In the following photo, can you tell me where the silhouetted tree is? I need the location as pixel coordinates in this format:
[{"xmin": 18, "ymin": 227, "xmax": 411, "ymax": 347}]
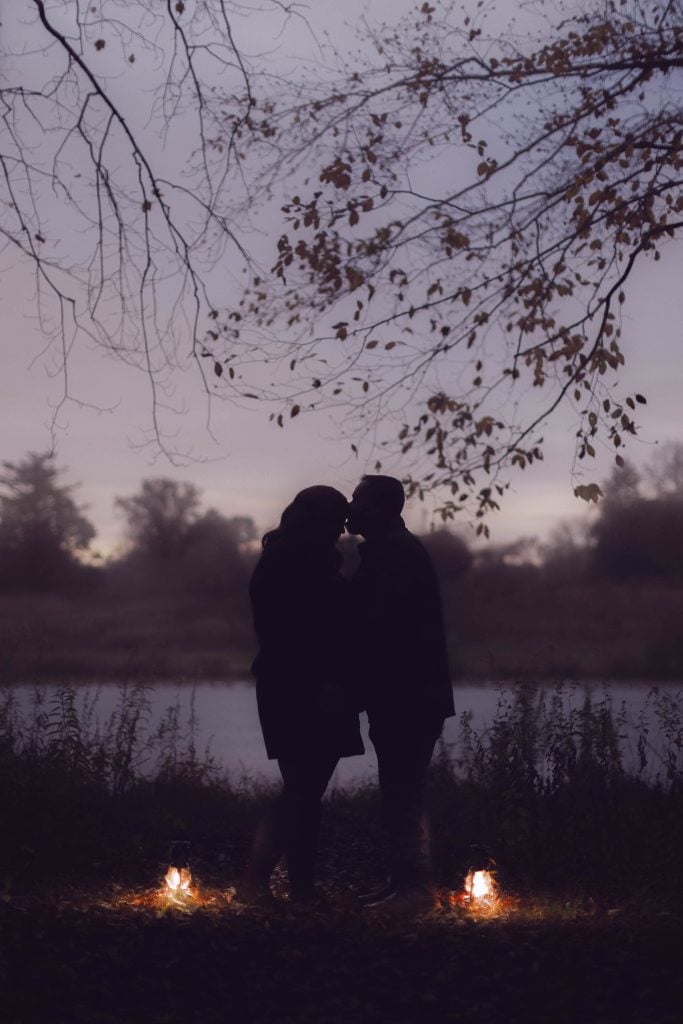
[
  {"xmin": 181, "ymin": 510, "xmax": 256, "ymax": 604},
  {"xmin": 420, "ymin": 530, "xmax": 473, "ymax": 585},
  {"xmin": 591, "ymin": 451, "xmax": 683, "ymax": 583},
  {"xmin": 115, "ymin": 479, "xmax": 202, "ymax": 564},
  {"xmin": 113, "ymin": 478, "xmax": 256, "ymax": 603},
  {"xmin": 215, "ymin": 515, "xmax": 258, "ymax": 547},
  {"xmin": 0, "ymin": 453, "xmax": 95, "ymax": 591},
  {"xmin": 468, "ymin": 538, "xmax": 541, "ymax": 596},
  {"xmin": 591, "ymin": 495, "xmax": 683, "ymax": 584},
  {"xmin": 601, "ymin": 459, "xmax": 642, "ymax": 507},
  {"xmin": 542, "ymin": 522, "xmax": 590, "ymax": 584},
  {"xmin": 645, "ymin": 441, "xmax": 683, "ymax": 498}
]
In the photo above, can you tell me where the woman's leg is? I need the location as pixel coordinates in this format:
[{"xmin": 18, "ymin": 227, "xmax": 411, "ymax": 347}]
[{"xmin": 278, "ymin": 753, "xmax": 339, "ymax": 900}]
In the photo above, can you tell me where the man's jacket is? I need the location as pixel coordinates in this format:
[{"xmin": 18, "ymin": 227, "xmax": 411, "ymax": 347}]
[{"xmin": 350, "ymin": 522, "xmax": 455, "ymax": 724}]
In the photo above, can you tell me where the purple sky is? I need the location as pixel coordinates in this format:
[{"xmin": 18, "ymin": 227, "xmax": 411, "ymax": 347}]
[{"xmin": 2, "ymin": 1, "xmax": 682, "ymax": 556}]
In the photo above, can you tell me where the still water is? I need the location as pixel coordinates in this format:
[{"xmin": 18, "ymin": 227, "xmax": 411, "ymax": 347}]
[{"xmin": 12, "ymin": 680, "xmax": 682, "ymax": 790}]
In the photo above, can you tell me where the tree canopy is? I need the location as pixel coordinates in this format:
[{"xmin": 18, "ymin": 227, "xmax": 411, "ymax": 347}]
[
  {"xmin": 229, "ymin": 0, "xmax": 683, "ymax": 528},
  {"xmin": 3, "ymin": 1, "xmax": 682, "ymax": 526}
]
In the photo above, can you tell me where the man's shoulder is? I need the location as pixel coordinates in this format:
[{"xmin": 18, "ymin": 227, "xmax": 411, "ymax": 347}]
[
  {"xmin": 369, "ymin": 529, "xmax": 435, "ymax": 578},
  {"xmin": 388, "ymin": 528, "xmax": 431, "ymax": 560}
]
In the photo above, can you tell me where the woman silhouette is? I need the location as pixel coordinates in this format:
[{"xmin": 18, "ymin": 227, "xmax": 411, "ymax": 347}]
[{"xmin": 245, "ymin": 486, "xmax": 363, "ymax": 904}]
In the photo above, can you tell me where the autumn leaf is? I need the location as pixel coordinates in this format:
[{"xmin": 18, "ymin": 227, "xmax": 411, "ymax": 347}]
[{"xmin": 574, "ymin": 483, "xmax": 603, "ymax": 503}]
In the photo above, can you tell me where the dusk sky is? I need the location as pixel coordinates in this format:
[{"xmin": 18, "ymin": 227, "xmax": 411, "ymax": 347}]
[{"xmin": 2, "ymin": 0, "xmax": 682, "ymax": 557}]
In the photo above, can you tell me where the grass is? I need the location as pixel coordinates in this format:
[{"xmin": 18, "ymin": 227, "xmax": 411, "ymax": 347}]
[
  {"xmin": 0, "ymin": 594, "xmax": 254, "ymax": 682},
  {"xmin": 4, "ymin": 583, "xmax": 683, "ymax": 682}
]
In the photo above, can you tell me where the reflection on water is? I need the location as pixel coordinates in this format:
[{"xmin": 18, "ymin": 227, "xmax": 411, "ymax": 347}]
[{"xmin": 10, "ymin": 680, "xmax": 682, "ymax": 790}]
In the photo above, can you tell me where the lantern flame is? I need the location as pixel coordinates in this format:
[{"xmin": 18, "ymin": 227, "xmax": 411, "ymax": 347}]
[
  {"xmin": 165, "ymin": 865, "xmax": 192, "ymax": 894},
  {"xmin": 464, "ymin": 868, "xmax": 497, "ymax": 905}
]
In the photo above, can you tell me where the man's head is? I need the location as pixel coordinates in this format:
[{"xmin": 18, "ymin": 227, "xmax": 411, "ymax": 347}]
[{"xmin": 346, "ymin": 475, "xmax": 405, "ymax": 538}]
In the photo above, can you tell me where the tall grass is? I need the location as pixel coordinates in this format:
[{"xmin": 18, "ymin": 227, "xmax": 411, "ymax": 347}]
[
  {"xmin": 428, "ymin": 684, "xmax": 683, "ymax": 896},
  {"xmin": 452, "ymin": 683, "xmax": 683, "ymax": 787},
  {"xmin": 0, "ymin": 683, "xmax": 219, "ymax": 793},
  {"xmin": 0, "ymin": 684, "xmax": 261, "ymax": 885},
  {"xmin": 0, "ymin": 682, "xmax": 682, "ymax": 899}
]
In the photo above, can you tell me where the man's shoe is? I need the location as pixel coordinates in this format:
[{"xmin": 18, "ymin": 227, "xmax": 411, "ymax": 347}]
[{"xmin": 356, "ymin": 882, "xmax": 396, "ymax": 906}]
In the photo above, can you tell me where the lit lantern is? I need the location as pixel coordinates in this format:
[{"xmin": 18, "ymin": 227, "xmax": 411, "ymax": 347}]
[
  {"xmin": 464, "ymin": 843, "xmax": 497, "ymax": 907},
  {"xmin": 165, "ymin": 840, "xmax": 192, "ymax": 895}
]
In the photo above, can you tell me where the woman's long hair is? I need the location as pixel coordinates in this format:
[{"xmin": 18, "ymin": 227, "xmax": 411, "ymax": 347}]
[{"xmin": 262, "ymin": 486, "xmax": 348, "ymax": 549}]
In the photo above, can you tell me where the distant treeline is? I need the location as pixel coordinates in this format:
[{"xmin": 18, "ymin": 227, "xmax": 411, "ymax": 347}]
[{"xmin": 2, "ymin": 448, "xmax": 683, "ymax": 680}]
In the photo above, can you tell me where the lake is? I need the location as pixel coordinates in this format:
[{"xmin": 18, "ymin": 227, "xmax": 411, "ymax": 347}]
[{"xmin": 9, "ymin": 679, "xmax": 682, "ymax": 790}]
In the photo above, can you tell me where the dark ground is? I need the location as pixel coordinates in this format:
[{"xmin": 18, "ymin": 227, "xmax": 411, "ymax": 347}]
[{"xmin": 1, "ymin": 882, "xmax": 681, "ymax": 1024}]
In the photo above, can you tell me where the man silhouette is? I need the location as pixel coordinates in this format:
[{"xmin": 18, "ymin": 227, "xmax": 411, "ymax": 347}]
[{"xmin": 346, "ymin": 475, "xmax": 455, "ymax": 912}]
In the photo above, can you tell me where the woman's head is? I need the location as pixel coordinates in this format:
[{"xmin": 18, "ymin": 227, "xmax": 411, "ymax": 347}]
[{"xmin": 263, "ymin": 486, "xmax": 348, "ymax": 547}]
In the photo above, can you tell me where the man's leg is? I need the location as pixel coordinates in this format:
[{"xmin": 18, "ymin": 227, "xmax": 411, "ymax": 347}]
[{"xmin": 371, "ymin": 717, "xmax": 443, "ymax": 893}]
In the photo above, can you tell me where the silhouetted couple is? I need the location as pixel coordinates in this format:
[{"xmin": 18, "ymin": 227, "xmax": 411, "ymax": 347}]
[{"xmin": 245, "ymin": 475, "xmax": 454, "ymax": 912}]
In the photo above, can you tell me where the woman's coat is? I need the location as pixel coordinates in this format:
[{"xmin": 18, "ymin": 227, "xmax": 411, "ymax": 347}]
[{"xmin": 249, "ymin": 537, "xmax": 364, "ymax": 760}]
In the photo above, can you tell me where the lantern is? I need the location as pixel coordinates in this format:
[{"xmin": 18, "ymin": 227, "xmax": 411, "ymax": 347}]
[
  {"xmin": 165, "ymin": 840, "xmax": 192, "ymax": 894},
  {"xmin": 464, "ymin": 843, "xmax": 497, "ymax": 906}
]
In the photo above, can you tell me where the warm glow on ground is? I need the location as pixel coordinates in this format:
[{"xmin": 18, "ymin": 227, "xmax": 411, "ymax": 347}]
[{"xmin": 120, "ymin": 879, "xmax": 236, "ymax": 915}]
